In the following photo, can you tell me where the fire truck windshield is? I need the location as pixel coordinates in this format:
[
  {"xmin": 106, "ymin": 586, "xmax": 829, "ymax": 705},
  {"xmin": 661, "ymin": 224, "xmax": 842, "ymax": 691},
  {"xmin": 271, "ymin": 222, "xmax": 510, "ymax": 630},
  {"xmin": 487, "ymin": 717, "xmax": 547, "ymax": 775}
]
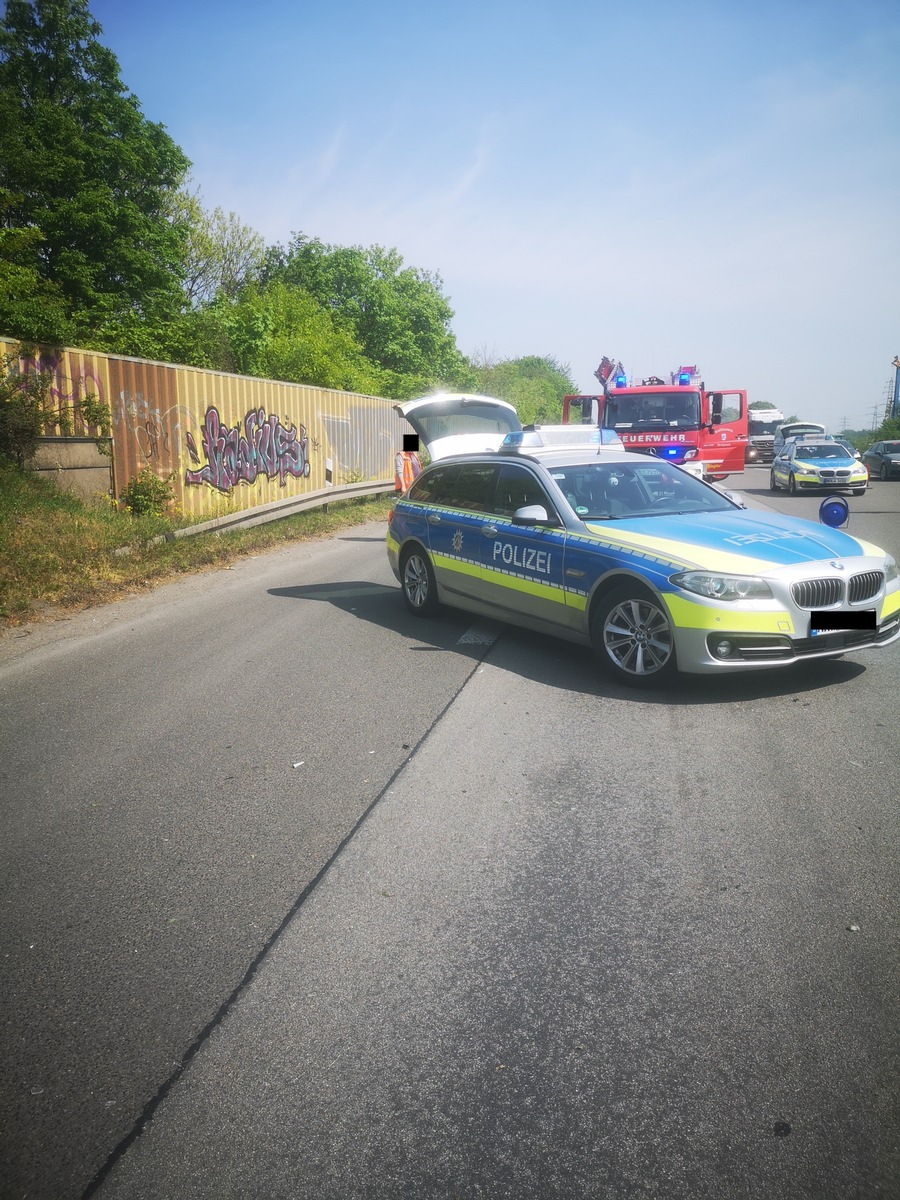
[{"xmin": 602, "ymin": 391, "xmax": 701, "ymax": 432}]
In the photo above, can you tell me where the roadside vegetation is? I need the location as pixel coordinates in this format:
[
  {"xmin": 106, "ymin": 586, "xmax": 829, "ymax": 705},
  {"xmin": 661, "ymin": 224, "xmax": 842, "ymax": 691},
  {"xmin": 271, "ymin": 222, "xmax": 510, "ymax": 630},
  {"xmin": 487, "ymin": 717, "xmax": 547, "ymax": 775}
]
[
  {"xmin": 0, "ymin": 0, "xmax": 577, "ymax": 417},
  {"xmin": 0, "ymin": 460, "xmax": 394, "ymax": 626},
  {"xmin": 0, "ymin": 1, "xmax": 583, "ymax": 627}
]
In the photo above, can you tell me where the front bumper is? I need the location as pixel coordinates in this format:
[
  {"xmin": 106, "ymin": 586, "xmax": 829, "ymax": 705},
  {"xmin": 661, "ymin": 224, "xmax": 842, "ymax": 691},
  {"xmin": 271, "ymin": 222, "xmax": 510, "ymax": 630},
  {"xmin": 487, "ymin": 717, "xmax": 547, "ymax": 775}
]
[
  {"xmin": 670, "ymin": 611, "xmax": 900, "ymax": 672},
  {"xmin": 664, "ymin": 572, "xmax": 900, "ymax": 673},
  {"xmin": 791, "ymin": 472, "xmax": 868, "ymax": 491}
]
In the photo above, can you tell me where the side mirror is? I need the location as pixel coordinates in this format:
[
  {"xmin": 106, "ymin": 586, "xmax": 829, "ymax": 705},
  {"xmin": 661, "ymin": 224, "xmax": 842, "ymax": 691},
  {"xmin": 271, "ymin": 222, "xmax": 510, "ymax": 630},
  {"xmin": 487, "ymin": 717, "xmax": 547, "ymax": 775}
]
[{"xmin": 512, "ymin": 504, "xmax": 554, "ymax": 527}]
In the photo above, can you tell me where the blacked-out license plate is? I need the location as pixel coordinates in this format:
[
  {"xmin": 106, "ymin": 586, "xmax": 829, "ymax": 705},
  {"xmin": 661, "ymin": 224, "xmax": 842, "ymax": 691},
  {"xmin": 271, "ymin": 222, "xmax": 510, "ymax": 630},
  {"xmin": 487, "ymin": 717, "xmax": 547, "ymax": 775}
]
[{"xmin": 810, "ymin": 610, "xmax": 876, "ymax": 635}]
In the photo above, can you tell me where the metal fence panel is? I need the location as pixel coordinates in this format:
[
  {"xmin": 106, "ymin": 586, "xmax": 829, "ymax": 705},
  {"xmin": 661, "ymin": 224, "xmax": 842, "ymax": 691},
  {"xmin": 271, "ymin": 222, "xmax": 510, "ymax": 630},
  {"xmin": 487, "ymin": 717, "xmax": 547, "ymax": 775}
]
[{"xmin": 1, "ymin": 338, "xmax": 407, "ymax": 518}]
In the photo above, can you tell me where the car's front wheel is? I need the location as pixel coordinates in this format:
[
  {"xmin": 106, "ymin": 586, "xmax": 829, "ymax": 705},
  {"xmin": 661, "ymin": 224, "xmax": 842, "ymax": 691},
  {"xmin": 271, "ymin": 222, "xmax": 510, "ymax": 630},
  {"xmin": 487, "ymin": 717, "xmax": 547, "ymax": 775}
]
[
  {"xmin": 882, "ymin": 464, "xmax": 889, "ymax": 481},
  {"xmin": 400, "ymin": 545, "xmax": 439, "ymax": 616},
  {"xmin": 592, "ymin": 585, "xmax": 677, "ymax": 687},
  {"xmin": 788, "ymin": 473, "xmax": 798, "ymax": 496},
  {"xmin": 769, "ymin": 470, "xmax": 778, "ymax": 492}
]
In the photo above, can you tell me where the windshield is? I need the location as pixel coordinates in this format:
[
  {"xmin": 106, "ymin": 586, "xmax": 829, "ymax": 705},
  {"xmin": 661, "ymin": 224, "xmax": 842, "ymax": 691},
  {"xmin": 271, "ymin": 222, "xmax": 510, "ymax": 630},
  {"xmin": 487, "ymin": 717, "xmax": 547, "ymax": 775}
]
[
  {"xmin": 795, "ymin": 445, "xmax": 852, "ymax": 461},
  {"xmin": 548, "ymin": 460, "xmax": 735, "ymax": 520},
  {"xmin": 780, "ymin": 423, "xmax": 825, "ymax": 439},
  {"xmin": 748, "ymin": 415, "xmax": 782, "ymax": 435},
  {"xmin": 883, "ymin": 442, "xmax": 900, "ymax": 454},
  {"xmin": 602, "ymin": 391, "xmax": 701, "ymax": 431}
]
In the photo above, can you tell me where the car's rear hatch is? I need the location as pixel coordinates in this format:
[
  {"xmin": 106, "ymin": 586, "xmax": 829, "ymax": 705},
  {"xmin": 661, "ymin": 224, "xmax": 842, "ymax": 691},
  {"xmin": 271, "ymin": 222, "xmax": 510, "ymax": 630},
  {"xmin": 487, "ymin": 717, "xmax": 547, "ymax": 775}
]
[{"xmin": 395, "ymin": 393, "xmax": 521, "ymax": 460}]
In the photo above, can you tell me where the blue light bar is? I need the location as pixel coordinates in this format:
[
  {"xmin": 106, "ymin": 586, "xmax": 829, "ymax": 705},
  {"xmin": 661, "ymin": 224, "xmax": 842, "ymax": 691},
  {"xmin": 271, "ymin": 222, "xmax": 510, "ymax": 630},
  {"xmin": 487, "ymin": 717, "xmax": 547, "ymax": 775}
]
[
  {"xmin": 615, "ymin": 373, "xmax": 627, "ymax": 387},
  {"xmin": 678, "ymin": 371, "xmax": 691, "ymax": 386},
  {"xmin": 499, "ymin": 426, "xmax": 625, "ymax": 452}
]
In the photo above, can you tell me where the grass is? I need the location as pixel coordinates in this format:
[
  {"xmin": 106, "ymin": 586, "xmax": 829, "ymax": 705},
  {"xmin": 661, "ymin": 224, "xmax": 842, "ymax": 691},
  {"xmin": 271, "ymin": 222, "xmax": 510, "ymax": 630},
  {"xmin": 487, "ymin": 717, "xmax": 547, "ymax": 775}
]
[{"xmin": 0, "ymin": 460, "xmax": 395, "ymax": 626}]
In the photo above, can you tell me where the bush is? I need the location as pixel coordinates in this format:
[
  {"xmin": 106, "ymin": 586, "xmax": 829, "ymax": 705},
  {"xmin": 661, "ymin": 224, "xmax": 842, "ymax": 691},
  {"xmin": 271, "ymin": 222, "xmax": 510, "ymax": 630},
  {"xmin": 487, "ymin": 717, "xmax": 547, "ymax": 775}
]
[
  {"xmin": 0, "ymin": 353, "xmax": 55, "ymax": 468},
  {"xmin": 119, "ymin": 467, "xmax": 175, "ymax": 515}
]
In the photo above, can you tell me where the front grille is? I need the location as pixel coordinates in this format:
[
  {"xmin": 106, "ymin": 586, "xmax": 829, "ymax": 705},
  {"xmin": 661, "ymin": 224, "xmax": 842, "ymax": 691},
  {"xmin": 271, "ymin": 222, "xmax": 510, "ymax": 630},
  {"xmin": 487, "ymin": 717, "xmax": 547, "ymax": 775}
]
[
  {"xmin": 848, "ymin": 571, "xmax": 884, "ymax": 603},
  {"xmin": 818, "ymin": 469, "xmax": 852, "ymax": 480},
  {"xmin": 791, "ymin": 578, "xmax": 842, "ymax": 608}
]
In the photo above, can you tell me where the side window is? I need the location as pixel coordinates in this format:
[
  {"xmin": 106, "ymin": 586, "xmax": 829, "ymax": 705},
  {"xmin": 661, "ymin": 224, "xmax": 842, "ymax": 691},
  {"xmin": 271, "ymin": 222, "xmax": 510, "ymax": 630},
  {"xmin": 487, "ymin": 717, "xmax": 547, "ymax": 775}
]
[
  {"xmin": 492, "ymin": 464, "xmax": 558, "ymax": 521},
  {"xmin": 408, "ymin": 464, "xmax": 460, "ymax": 505},
  {"xmin": 453, "ymin": 464, "xmax": 500, "ymax": 513}
]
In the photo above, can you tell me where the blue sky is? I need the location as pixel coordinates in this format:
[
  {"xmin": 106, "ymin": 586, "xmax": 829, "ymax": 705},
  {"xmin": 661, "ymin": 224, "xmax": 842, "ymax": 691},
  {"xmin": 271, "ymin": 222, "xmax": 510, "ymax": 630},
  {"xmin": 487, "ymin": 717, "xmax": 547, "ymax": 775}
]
[{"xmin": 89, "ymin": 0, "xmax": 899, "ymax": 431}]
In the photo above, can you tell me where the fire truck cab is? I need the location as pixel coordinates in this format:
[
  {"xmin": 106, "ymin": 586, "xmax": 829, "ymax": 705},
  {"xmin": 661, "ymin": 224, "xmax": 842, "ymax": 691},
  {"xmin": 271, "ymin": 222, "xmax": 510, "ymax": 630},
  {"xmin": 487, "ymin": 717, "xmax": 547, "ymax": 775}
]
[{"xmin": 563, "ymin": 364, "xmax": 748, "ymax": 481}]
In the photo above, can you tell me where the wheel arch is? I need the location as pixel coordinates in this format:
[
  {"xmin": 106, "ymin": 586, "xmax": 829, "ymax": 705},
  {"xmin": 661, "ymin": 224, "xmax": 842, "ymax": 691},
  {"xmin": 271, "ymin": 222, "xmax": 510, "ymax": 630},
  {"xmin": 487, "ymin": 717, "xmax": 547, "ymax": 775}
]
[
  {"xmin": 585, "ymin": 569, "xmax": 667, "ymax": 629},
  {"xmin": 398, "ymin": 535, "xmax": 431, "ymax": 566}
]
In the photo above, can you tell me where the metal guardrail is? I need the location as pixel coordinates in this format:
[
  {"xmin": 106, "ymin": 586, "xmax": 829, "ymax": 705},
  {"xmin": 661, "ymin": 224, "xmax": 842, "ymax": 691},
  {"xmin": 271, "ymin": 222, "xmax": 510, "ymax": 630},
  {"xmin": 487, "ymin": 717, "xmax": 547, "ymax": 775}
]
[{"xmin": 115, "ymin": 479, "xmax": 395, "ymax": 555}]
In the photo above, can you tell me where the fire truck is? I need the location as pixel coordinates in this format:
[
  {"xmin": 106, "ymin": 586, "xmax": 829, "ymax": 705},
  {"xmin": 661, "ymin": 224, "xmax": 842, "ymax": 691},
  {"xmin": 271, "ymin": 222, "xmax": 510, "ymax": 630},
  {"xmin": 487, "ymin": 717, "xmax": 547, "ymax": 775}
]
[{"xmin": 562, "ymin": 358, "xmax": 749, "ymax": 481}]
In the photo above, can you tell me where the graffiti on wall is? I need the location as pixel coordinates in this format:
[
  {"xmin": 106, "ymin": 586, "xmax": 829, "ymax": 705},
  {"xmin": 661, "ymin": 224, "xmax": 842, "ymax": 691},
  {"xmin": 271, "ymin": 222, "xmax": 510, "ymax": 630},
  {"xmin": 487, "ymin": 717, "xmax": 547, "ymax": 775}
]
[
  {"xmin": 114, "ymin": 390, "xmax": 179, "ymax": 463},
  {"xmin": 20, "ymin": 349, "xmax": 106, "ymax": 432},
  {"xmin": 185, "ymin": 405, "xmax": 311, "ymax": 492}
]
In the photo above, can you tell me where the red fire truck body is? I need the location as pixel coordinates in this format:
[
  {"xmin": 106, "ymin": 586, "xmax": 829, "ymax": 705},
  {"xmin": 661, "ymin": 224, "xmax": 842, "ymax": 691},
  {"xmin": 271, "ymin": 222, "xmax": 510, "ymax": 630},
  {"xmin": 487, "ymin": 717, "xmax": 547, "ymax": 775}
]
[{"xmin": 562, "ymin": 364, "xmax": 749, "ymax": 481}]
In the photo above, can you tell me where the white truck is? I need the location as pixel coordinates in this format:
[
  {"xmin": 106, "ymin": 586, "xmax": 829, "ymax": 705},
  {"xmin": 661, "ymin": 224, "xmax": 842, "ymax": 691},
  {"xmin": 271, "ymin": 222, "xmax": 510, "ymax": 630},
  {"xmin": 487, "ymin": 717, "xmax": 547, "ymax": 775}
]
[{"xmin": 746, "ymin": 406, "xmax": 787, "ymax": 462}]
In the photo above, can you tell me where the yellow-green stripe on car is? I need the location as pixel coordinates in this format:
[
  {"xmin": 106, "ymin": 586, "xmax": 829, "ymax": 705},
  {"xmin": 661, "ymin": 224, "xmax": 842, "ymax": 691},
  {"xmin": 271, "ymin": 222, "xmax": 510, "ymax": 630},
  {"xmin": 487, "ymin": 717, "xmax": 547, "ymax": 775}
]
[
  {"xmin": 481, "ymin": 562, "xmax": 569, "ymax": 604},
  {"xmin": 431, "ymin": 552, "xmax": 483, "ymax": 582},
  {"xmin": 663, "ymin": 594, "xmax": 796, "ymax": 635}
]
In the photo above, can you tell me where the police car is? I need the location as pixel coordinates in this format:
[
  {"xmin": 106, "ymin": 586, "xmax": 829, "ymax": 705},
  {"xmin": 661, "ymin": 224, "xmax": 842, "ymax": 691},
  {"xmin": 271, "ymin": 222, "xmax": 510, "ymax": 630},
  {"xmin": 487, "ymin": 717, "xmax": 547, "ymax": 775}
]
[
  {"xmin": 770, "ymin": 437, "xmax": 868, "ymax": 496},
  {"xmin": 386, "ymin": 406, "xmax": 900, "ymax": 686}
]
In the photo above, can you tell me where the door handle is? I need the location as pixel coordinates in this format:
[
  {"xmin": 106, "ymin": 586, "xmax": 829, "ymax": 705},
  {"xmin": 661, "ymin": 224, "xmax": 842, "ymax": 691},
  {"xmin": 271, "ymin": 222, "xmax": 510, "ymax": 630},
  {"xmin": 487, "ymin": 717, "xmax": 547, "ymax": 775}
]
[
  {"xmin": 482, "ymin": 525, "xmax": 498, "ymax": 537},
  {"xmin": 427, "ymin": 513, "xmax": 442, "ymax": 525}
]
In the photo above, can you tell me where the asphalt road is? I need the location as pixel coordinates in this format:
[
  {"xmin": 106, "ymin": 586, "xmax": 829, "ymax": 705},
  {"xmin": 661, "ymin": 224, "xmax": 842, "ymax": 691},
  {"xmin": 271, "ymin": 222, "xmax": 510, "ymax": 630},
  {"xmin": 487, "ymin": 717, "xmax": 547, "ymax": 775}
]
[{"xmin": 1, "ymin": 473, "xmax": 898, "ymax": 1199}]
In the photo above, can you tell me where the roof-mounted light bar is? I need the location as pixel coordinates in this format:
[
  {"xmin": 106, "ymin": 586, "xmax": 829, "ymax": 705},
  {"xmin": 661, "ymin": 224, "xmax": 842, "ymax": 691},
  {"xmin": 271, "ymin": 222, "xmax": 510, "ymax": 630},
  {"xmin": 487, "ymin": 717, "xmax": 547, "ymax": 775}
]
[{"xmin": 499, "ymin": 426, "xmax": 624, "ymax": 452}]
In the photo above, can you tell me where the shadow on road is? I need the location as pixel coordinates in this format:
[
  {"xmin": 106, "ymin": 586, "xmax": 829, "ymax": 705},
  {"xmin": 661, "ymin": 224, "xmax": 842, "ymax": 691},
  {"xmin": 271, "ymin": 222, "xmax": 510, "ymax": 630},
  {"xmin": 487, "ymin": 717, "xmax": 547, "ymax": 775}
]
[{"xmin": 267, "ymin": 580, "xmax": 869, "ymax": 706}]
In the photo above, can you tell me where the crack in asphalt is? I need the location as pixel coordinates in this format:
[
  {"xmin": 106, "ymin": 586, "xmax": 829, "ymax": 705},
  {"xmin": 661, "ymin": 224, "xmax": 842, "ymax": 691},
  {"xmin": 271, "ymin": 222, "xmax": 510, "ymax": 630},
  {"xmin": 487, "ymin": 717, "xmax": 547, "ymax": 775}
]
[{"xmin": 80, "ymin": 628, "xmax": 500, "ymax": 1199}]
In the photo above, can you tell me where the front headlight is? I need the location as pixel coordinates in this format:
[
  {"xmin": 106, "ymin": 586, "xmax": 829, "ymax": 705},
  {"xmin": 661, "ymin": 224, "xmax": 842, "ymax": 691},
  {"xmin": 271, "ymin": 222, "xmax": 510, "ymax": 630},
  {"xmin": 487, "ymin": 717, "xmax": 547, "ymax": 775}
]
[
  {"xmin": 670, "ymin": 571, "xmax": 773, "ymax": 601},
  {"xmin": 885, "ymin": 554, "xmax": 899, "ymax": 583}
]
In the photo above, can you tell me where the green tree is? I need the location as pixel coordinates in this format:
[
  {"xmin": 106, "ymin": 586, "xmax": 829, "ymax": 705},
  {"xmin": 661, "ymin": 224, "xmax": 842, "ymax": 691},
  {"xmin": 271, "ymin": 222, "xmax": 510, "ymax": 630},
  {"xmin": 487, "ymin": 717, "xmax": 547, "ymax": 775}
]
[
  {"xmin": 0, "ymin": 0, "xmax": 190, "ymax": 351},
  {"xmin": 471, "ymin": 353, "xmax": 577, "ymax": 425},
  {"xmin": 0, "ymin": 189, "xmax": 73, "ymax": 343},
  {"xmin": 171, "ymin": 187, "xmax": 266, "ymax": 306},
  {"xmin": 871, "ymin": 415, "xmax": 900, "ymax": 442},
  {"xmin": 193, "ymin": 281, "xmax": 386, "ymax": 393},
  {"xmin": 265, "ymin": 235, "xmax": 471, "ymax": 393}
]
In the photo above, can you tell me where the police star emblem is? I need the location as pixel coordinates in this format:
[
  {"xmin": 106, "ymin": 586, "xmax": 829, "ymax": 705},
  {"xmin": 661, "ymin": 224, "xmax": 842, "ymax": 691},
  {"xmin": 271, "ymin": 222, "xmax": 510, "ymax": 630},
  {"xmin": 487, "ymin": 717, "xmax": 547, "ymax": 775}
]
[{"xmin": 452, "ymin": 530, "xmax": 463, "ymax": 552}]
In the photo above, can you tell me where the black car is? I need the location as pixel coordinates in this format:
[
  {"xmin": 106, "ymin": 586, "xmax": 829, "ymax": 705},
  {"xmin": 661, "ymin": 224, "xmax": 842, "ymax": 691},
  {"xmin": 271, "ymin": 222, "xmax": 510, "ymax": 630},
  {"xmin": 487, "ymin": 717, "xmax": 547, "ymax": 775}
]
[
  {"xmin": 834, "ymin": 438, "xmax": 862, "ymax": 460},
  {"xmin": 862, "ymin": 440, "xmax": 900, "ymax": 481}
]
